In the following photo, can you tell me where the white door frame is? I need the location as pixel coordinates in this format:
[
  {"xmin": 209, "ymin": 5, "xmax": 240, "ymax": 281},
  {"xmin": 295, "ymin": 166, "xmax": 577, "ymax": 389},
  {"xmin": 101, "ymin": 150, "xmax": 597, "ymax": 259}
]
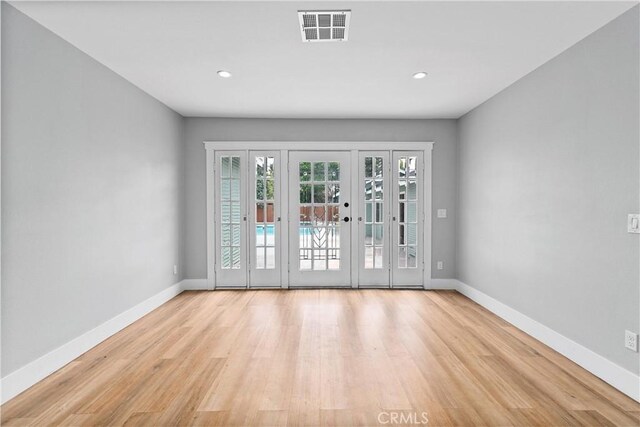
[{"xmin": 204, "ymin": 141, "xmax": 434, "ymax": 290}]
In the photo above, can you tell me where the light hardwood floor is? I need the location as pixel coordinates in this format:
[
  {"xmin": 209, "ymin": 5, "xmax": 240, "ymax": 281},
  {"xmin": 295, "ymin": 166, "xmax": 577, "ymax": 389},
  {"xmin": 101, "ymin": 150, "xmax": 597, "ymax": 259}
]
[{"xmin": 2, "ymin": 290, "xmax": 639, "ymax": 426}]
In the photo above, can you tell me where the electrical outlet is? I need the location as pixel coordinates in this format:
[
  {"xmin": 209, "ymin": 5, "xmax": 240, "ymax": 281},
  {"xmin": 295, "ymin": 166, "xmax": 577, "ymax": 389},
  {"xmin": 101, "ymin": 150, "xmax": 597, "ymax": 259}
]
[
  {"xmin": 625, "ymin": 330, "xmax": 638, "ymax": 352},
  {"xmin": 173, "ymin": 265, "xmax": 178, "ymax": 275},
  {"xmin": 437, "ymin": 261, "xmax": 444, "ymax": 270}
]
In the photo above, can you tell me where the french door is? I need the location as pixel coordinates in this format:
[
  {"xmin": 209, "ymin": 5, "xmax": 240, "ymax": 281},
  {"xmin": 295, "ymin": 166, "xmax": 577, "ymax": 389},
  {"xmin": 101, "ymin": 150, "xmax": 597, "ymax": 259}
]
[
  {"xmin": 214, "ymin": 151, "xmax": 248, "ymax": 287},
  {"xmin": 207, "ymin": 143, "xmax": 432, "ymax": 289},
  {"xmin": 358, "ymin": 152, "xmax": 390, "ymax": 286},
  {"xmin": 248, "ymin": 152, "xmax": 281, "ymax": 287},
  {"xmin": 288, "ymin": 151, "xmax": 351, "ymax": 287},
  {"xmin": 390, "ymin": 151, "xmax": 424, "ymax": 287}
]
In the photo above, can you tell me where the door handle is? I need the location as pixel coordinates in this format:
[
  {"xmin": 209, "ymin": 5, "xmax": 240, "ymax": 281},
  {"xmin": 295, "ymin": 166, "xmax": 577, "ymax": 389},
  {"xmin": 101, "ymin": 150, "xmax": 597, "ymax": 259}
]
[{"xmin": 343, "ymin": 216, "xmax": 350, "ymax": 222}]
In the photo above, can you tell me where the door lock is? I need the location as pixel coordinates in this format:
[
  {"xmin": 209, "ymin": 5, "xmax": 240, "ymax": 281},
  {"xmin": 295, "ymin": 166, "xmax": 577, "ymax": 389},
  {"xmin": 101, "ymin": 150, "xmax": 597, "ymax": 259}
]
[{"xmin": 343, "ymin": 217, "xmax": 350, "ymax": 222}]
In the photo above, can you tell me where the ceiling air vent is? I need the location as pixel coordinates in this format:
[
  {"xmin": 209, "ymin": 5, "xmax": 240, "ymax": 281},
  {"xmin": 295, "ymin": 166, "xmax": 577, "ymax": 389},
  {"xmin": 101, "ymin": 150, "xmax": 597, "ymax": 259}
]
[{"xmin": 298, "ymin": 10, "xmax": 351, "ymax": 42}]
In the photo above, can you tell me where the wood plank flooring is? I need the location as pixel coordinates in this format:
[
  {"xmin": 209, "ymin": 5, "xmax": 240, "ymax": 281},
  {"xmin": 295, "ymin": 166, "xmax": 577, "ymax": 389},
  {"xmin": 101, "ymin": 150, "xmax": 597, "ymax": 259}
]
[{"xmin": 2, "ymin": 290, "xmax": 639, "ymax": 426}]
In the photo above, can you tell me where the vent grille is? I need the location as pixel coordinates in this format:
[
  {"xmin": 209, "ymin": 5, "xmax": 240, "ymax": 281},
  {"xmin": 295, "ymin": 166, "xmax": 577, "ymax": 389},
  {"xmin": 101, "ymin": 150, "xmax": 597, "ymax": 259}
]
[
  {"xmin": 298, "ymin": 10, "xmax": 351, "ymax": 42},
  {"xmin": 302, "ymin": 14, "xmax": 316, "ymax": 28},
  {"xmin": 318, "ymin": 14, "xmax": 331, "ymax": 27},
  {"xmin": 319, "ymin": 28, "xmax": 331, "ymax": 40},
  {"xmin": 304, "ymin": 28, "xmax": 317, "ymax": 40},
  {"xmin": 333, "ymin": 14, "xmax": 346, "ymax": 27}
]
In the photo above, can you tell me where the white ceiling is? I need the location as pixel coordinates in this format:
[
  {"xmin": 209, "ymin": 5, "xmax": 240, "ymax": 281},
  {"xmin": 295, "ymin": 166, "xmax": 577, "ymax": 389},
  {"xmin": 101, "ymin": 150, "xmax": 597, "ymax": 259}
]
[{"xmin": 11, "ymin": 1, "xmax": 637, "ymax": 119}]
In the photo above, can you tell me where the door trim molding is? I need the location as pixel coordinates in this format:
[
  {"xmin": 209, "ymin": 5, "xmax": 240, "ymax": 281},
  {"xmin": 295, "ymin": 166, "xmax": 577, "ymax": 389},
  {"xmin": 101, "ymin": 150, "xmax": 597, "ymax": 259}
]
[{"xmin": 204, "ymin": 141, "xmax": 434, "ymax": 289}]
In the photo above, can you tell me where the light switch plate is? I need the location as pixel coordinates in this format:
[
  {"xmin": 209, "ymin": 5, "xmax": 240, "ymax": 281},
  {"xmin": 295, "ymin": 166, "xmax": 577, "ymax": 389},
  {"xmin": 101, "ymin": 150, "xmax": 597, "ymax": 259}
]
[
  {"xmin": 628, "ymin": 214, "xmax": 640, "ymax": 233},
  {"xmin": 437, "ymin": 209, "xmax": 447, "ymax": 219}
]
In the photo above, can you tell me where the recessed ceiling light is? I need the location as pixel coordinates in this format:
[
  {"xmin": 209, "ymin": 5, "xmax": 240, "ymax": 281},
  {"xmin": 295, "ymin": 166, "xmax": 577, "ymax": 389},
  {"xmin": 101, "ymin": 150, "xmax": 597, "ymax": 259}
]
[
  {"xmin": 217, "ymin": 70, "xmax": 232, "ymax": 78},
  {"xmin": 412, "ymin": 72, "xmax": 428, "ymax": 79}
]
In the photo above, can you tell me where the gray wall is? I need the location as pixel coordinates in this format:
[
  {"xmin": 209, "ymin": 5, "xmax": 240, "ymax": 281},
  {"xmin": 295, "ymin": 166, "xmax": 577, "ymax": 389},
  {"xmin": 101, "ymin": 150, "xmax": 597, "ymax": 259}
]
[
  {"xmin": 1, "ymin": 4, "xmax": 184, "ymax": 376},
  {"xmin": 183, "ymin": 118, "xmax": 457, "ymax": 280},
  {"xmin": 458, "ymin": 6, "xmax": 639, "ymax": 373}
]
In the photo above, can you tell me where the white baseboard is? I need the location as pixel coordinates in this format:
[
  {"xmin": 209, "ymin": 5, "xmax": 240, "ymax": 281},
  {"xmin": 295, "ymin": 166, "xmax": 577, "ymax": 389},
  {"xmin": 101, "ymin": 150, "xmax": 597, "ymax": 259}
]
[
  {"xmin": 181, "ymin": 278, "xmax": 209, "ymax": 290},
  {"xmin": 429, "ymin": 278, "xmax": 459, "ymax": 290},
  {"xmin": 0, "ymin": 281, "xmax": 184, "ymax": 404},
  {"xmin": 453, "ymin": 279, "xmax": 640, "ymax": 402}
]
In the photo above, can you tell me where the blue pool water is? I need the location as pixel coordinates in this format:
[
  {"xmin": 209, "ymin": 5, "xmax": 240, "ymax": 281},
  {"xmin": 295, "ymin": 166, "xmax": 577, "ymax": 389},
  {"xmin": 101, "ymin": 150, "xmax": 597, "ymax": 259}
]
[
  {"xmin": 256, "ymin": 225, "xmax": 275, "ymax": 235},
  {"xmin": 257, "ymin": 224, "xmax": 317, "ymax": 236}
]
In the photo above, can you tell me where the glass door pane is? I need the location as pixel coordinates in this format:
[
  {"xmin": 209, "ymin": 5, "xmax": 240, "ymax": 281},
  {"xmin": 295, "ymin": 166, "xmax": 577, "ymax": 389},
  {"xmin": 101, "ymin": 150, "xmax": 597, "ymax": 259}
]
[
  {"xmin": 299, "ymin": 161, "xmax": 341, "ymax": 271},
  {"xmin": 289, "ymin": 151, "xmax": 351, "ymax": 287}
]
